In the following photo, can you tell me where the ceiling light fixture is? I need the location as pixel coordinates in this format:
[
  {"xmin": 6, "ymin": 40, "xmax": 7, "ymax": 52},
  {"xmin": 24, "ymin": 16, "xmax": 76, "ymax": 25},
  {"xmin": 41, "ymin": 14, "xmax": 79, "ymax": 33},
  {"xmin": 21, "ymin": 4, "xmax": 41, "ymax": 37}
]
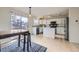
[{"xmin": 29, "ymin": 7, "xmax": 31, "ymax": 17}]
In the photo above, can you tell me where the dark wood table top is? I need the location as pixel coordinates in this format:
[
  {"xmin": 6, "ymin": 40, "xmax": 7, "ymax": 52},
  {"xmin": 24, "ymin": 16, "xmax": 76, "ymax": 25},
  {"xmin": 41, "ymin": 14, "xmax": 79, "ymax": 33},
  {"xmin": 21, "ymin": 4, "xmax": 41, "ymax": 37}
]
[{"xmin": 0, "ymin": 30, "xmax": 29, "ymax": 39}]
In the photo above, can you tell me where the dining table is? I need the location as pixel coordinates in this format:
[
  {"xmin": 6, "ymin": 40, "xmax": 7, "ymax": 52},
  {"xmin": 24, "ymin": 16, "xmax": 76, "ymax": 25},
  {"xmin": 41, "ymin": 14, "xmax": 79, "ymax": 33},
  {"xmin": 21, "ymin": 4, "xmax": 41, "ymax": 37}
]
[{"xmin": 0, "ymin": 30, "xmax": 31, "ymax": 52}]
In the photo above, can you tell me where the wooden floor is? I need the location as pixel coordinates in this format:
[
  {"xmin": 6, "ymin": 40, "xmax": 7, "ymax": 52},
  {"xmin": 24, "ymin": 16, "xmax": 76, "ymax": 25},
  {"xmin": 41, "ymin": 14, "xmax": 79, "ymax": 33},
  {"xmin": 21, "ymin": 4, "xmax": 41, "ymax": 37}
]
[{"xmin": 32, "ymin": 35, "xmax": 79, "ymax": 52}]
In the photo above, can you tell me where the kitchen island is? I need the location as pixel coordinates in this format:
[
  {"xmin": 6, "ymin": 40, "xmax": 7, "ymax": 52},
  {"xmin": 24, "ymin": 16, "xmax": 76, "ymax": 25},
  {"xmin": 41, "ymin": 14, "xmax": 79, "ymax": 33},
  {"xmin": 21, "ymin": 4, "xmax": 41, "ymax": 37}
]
[{"xmin": 43, "ymin": 27, "xmax": 55, "ymax": 39}]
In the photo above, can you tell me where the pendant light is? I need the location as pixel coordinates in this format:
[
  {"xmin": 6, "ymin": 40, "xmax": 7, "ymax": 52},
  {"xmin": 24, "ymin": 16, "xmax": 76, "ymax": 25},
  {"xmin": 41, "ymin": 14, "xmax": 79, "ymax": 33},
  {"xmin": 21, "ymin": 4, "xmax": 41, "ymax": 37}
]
[{"xmin": 29, "ymin": 7, "xmax": 31, "ymax": 17}]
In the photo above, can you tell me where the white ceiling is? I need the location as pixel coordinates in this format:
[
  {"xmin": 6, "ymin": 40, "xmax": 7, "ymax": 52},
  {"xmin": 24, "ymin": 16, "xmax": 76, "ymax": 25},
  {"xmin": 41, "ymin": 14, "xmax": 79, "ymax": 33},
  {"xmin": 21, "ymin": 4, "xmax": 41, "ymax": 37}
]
[{"xmin": 12, "ymin": 7, "xmax": 69, "ymax": 17}]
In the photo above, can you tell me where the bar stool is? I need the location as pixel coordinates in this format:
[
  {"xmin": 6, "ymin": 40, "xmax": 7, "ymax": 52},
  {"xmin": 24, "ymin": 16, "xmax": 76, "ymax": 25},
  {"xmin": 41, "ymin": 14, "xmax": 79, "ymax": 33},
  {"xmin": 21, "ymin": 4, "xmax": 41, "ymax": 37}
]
[{"xmin": 22, "ymin": 32, "xmax": 31, "ymax": 52}]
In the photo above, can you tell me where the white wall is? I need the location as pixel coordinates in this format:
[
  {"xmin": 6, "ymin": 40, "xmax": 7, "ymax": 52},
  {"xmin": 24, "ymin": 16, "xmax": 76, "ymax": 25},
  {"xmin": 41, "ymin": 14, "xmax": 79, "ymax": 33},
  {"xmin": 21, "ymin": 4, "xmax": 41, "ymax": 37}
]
[
  {"xmin": 69, "ymin": 8, "xmax": 79, "ymax": 43},
  {"xmin": 0, "ymin": 8, "xmax": 11, "ymax": 31}
]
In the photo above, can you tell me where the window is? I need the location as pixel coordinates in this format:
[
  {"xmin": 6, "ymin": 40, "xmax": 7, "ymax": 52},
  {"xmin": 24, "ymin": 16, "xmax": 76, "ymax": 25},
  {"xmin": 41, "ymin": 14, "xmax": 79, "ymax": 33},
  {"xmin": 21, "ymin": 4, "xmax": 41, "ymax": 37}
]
[
  {"xmin": 21, "ymin": 17, "xmax": 28, "ymax": 29},
  {"xmin": 11, "ymin": 15, "xmax": 28, "ymax": 30}
]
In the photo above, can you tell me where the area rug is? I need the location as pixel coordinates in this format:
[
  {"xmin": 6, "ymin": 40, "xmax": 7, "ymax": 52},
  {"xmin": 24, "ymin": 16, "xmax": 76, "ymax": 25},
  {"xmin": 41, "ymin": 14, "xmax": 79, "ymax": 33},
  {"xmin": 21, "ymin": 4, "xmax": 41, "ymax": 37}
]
[{"xmin": 1, "ymin": 41, "xmax": 47, "ymax": 52}]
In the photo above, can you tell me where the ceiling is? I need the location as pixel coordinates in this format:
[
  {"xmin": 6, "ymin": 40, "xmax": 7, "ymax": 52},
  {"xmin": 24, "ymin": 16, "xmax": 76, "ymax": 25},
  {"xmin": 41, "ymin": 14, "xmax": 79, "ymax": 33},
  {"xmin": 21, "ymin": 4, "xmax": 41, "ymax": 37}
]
[{"xmin": 12, "ymin": 7, "xmax": 69, "ymax": 18}]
